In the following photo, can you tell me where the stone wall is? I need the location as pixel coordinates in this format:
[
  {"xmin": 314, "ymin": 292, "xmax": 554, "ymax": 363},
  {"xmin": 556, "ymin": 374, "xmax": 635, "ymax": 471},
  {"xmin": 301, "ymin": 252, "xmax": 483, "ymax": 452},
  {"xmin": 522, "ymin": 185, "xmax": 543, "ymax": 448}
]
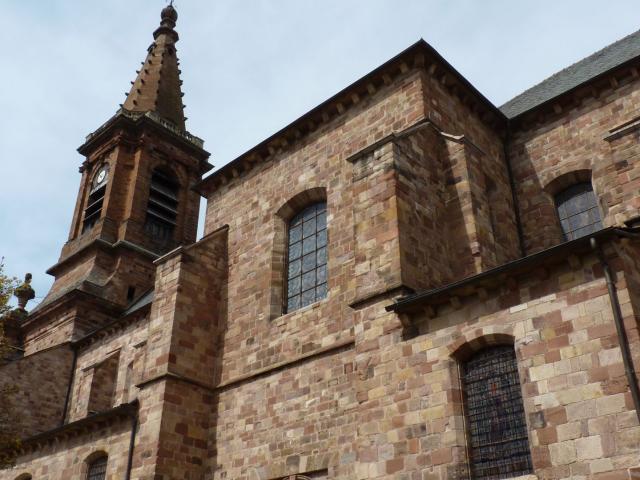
[
  {"xmin": 210, "ymin": 345, "xmax": 358, "ymax": 479},
  {"xmin": 202, "ymin": 71, "xmax": 426, "ymax": 387},
  {"xmin": 130, "ymin": 227, "xmax": 227, "ymax": 479},
  {"xmin": 353, "ymin": 249, "xmax": 639, "ymax": 479},
  {"xmin": 510, "ymin": 75, "xmax": 640, "ymax": 254},
  {"xmin": 0, "ymin": 343, "xmax": 73, "ymax": 438},
  {"xmin": 0, "ymin": 415, "xmax": 134, "ymax": 480},
  {"xmin": 420, "ymin": 69, "xmax": 520, "ymax": 270},
  {"xmin": 68, "ymin": 311, "xmax": 149, "ymax": 422}
]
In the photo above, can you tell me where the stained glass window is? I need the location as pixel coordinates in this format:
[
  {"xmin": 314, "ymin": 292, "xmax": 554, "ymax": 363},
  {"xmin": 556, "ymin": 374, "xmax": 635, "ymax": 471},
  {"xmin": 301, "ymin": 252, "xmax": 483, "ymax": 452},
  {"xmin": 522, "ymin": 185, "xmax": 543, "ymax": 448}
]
[
  {"xmin": 87, "ymin": 455, "xmax": 107, "ymax": 480},
  {"xmin": 286, "ymin": 202, "xmax": 327, "ymax": 313},
  {"xmin": 555, "ymin": 182, "xmax": 602, "ymax": 241},
  {"xmin": 462, "ymin": 346, "xmax": 532, "ymax": 480}
]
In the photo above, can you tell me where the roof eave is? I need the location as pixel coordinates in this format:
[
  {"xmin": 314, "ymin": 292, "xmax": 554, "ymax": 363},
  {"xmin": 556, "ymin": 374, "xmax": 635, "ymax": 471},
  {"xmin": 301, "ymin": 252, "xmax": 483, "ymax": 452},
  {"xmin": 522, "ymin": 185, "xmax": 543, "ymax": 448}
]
[
  {"xmin": 503, "ymin": 53, "xmax": 640, "ymax": 121},
  {"xmin": 386, "ymin": 227, "xmax": 638, "ymax": 314},
  {"xmin": 197, "ymin": 39, "xmax": 506, "ymax": 196}
]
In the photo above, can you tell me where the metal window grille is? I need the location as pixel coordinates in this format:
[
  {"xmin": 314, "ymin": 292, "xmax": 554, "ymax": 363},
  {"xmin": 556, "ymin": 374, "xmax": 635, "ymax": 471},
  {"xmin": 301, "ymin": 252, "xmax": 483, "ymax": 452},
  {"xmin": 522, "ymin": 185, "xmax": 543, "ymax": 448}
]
[
  {"xmin": 285, "ymin": 202, "xmax": 327, "ymax": 313},
  {"xmin": 555, "ymin": 182, "xmax": 602, "ymax": 241},
  {"xmin": 87, "ymin": 456, "xmax": 107, "ymax": 480},
  {"xmin": 462, "ymin": 346, "xmax": 532, "ymax": 480}
]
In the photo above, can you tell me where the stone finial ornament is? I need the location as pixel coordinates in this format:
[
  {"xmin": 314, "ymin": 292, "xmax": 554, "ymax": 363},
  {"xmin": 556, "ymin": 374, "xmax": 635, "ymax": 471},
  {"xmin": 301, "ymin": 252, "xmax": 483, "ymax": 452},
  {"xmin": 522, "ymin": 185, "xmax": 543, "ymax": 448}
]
[
  {"xmin": 161, "ymin": 2, "xmax": 178, "ymax": 27},
  {"xmin": 14, "ymin": 273, "xmax": 35, "ymax": 310}
]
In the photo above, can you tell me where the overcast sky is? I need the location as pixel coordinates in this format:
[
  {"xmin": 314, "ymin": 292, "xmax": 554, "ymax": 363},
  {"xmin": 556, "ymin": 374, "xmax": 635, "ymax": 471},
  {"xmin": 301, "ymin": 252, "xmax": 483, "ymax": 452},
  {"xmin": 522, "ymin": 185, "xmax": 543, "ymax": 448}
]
[{"xmin": 2, "ymin": 1, "xmax": 639, "ymax": 307}]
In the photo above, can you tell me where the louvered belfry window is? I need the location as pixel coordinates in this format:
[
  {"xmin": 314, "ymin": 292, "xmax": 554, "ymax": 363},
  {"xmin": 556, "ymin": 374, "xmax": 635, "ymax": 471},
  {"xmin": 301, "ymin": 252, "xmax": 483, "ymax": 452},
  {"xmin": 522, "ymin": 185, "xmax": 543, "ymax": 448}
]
[
  {"xmin": 285, "ymin": 202, "xmax": 328, "ymax": 313},
  {"xmin": 462, "ymin": 346, "xmax": 532, "ymax": 480},
  {"xmin": 83, "ymin": 166, "xmax": 109, "ymax": 233},
  {"xmin": 86, "ymin": 455, "xmax": 107, "ymax": 480},
  {"xmin": 145, "ymin": 168, "xmax": 179, "ymax": 241},
  {"xmin": 555, "ymin": 182, "xmax": 602, "ymax": 241}
]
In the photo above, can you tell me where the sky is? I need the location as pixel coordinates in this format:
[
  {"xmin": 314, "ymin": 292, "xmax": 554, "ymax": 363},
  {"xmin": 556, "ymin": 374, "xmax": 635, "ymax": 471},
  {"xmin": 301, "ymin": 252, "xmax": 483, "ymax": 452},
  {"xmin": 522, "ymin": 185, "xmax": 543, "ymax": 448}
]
[{"xmin": 1, "ymin": 0, "xmax": 639, "ymax": 308}]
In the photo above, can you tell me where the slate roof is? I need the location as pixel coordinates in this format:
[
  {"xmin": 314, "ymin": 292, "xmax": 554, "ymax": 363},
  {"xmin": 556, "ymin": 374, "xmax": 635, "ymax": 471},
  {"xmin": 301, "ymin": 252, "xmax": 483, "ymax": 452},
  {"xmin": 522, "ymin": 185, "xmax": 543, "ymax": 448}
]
[
  {"xmin": 500, "ymin": 29, "xmax": 640, "ymax": 119},
  {"xmin": 123, "ymin": 289, "xmax": 154, "ymax": 316}
]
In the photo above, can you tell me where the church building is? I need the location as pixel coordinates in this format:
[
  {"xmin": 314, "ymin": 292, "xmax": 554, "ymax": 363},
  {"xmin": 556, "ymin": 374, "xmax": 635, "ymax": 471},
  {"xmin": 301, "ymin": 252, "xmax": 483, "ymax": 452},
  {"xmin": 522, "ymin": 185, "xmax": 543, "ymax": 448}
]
[{"xmin": 2, "ymin": 5, "xmax": 640, "ymax": 479}]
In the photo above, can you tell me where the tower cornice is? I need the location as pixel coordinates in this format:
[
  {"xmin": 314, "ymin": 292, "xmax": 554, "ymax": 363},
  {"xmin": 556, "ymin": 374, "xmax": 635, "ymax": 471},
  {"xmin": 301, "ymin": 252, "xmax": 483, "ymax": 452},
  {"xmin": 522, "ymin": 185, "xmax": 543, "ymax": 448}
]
[{"xmin": 78, "ymin": 109, "xmax": 212, "ymax": 173}]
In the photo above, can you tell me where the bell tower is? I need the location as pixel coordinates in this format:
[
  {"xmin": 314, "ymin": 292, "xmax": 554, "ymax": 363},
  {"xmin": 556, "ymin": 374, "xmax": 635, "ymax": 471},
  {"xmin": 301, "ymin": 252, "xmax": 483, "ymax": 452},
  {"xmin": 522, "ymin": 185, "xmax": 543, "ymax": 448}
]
[{"xmin": 26, "ymin": 5, "xmax": 212, "ymax": 345}]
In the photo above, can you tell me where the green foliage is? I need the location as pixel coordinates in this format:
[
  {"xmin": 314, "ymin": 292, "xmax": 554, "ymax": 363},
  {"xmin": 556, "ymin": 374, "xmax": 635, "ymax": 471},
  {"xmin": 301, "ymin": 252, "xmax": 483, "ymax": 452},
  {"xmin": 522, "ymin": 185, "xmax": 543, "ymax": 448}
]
[
  {"xmin": 0, "ymin": 260, "xmax": 20, "ymax": 468},
  {"xmin": 0, "ymin": 260, "xmax": 17, "ymax": 316}
]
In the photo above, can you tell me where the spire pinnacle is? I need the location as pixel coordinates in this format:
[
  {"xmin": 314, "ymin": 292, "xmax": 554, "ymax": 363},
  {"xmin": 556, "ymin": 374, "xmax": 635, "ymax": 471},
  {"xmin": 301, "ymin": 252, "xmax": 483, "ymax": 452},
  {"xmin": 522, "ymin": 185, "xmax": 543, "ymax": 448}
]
[{"xmin": 122, "ymin": 4, "xmax": 186, "ymax": 130}]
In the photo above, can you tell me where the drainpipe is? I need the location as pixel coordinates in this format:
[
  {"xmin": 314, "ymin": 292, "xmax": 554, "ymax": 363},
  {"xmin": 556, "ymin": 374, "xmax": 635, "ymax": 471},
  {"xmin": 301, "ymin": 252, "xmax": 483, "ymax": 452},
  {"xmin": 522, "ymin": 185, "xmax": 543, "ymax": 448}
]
[
  {"xmin": 503, "ymin": 126, "xmax": 526, "ymax": 258},
  {"xmin": 61, "ymin": 344, "xmax": 78, "ymax": 425},
  {"xmin": 125, "ymin": 408, "xmax": 138, "ymax": 480},
  {"xmin": 590, "ymin": 237, "xmax": 640, "ymax": 422}
]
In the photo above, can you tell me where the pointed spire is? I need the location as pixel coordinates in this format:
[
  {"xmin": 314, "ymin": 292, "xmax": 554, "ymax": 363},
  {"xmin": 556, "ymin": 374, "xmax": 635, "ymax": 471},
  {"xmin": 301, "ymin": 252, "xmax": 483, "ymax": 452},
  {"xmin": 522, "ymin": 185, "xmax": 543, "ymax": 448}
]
[{"xmin": 123, "ymin": 4, "xmax": 186, "ymax": 130}]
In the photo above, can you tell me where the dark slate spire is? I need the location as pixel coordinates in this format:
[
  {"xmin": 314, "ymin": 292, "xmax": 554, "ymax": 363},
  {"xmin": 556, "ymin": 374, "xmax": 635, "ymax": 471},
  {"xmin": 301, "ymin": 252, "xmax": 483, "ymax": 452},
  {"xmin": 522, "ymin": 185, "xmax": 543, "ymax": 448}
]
[{"xmin": 123, "ymin": 4, "xmax": 186, "ymax": 130}]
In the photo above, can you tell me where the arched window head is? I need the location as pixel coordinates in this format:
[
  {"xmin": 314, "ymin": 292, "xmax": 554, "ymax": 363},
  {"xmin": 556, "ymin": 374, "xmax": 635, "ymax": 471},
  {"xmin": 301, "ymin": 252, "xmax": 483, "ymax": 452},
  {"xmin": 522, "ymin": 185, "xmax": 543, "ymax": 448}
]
[
  {"xmin": 14, "ymin": 474, "xmax": 32, "ymax": 480},
  {"xmin": 462, "ymin": 345, "xmax": 532, "ymax": 480},
  {"xmin": 82, "ymin": 164, "xmax": 109, "ymax": 233},
  {"xmin": 145, "ymin": 167, "xmax": 179, "ymax": 242},
  {"xmin": 86, "ymin": 454, "xmax": 108, "ymax": 480},
  {"xmin": 285, "ymin": 202, "xmax": 327, "ymax": 313},
  {"xmin": 555, "ymin": 182, "xmax": 602, "ymax": 241}
]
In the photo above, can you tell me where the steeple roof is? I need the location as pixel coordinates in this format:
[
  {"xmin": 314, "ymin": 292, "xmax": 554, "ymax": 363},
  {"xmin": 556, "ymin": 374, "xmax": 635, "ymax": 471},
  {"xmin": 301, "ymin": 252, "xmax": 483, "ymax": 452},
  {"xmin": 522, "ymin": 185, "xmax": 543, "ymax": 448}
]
[{"xmin": 123, "ymin": 4, "xmax": 186, "ymax": 130}]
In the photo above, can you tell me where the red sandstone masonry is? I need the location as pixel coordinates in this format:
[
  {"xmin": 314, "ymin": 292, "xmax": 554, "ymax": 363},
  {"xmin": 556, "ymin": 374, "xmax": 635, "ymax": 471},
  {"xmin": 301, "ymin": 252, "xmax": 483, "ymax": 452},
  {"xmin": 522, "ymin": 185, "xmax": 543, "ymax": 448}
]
[
  {"xmin": 130, "ymin": 228, "xmax": 227, "ymax": 479},
  {"xmin": 68, "ymin": 312, "xmax": 149, "ymax": 422},
  {"xmin": 0, "ymin": 418, "xmax": 134, "ymax": 480},
  {"xmin": 212, "ymin": 348, "xmax": 359, "ymax": 479},
  {"xmin": 0, "ymin": 344, "xmax": 73, "ymax": 438},
  {"xmin": 352, "ymin": 249, "xmax": 639, "ymax": 479},
  {"xmin": 198, "ymin": 63, "xmax": 526, "ymax": 479},
  {"xmin": 202, "ymin": 71, "xmax": 425, "ymax": 384},
  {"xmin": 510, "ymin": 77, "xmax": 640, "ymax": 254}
]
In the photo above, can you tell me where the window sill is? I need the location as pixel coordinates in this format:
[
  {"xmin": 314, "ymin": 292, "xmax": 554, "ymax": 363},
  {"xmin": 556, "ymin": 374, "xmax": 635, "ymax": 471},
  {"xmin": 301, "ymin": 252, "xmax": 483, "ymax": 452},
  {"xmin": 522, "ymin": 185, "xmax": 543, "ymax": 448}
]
[{"xmin": 271, "ymin": 297, "xmax": 329, "ymax": 326}]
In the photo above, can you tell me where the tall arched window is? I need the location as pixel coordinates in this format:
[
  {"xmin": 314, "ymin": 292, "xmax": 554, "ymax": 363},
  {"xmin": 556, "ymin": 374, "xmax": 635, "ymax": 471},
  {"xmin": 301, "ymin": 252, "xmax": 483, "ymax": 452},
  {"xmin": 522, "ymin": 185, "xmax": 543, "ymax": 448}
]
[
  {"xmin": 555, "ymin": 182, "xmax": 602, "ymax": 241},
  {"xmin": 86, "ymin": 454, "xmax": 108, "ymax": 480},
  {"xmin": 145, "ymin": 167, "xmax": 179, "ymax": 242},
  {"xmin": 462, "ymin": 346, "xmax": 532, "ymax": 480},
  {"xmin": 285, "ymin": 202, "xmax": 327, "ymax": 313}
]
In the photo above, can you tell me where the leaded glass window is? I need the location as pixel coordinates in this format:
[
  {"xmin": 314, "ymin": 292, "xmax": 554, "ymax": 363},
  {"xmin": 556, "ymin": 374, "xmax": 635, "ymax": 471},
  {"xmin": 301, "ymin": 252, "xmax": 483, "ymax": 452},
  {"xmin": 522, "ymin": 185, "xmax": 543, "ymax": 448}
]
[
  {"xmin": 87, "ymin": 455, "xmax": 107, "ymax": 480},
  {"xmin": 286, "ymin": 202, "xmax": 327, "ymax": 313},
  {"xmin": 555, "ymin": 182, "xmax": 602, "ymax": 241},
  {"xmin": 462, "ymin": 346, "xmax": 532, "ymax": 480}
]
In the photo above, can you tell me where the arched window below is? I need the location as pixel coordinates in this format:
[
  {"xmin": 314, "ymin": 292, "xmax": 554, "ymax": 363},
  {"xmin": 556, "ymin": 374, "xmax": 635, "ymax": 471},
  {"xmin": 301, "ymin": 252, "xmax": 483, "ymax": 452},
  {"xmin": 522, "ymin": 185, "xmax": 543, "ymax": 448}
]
[
  {"xmin": 285, "ymin": 202, "xmax": 327, "ymax": 313},
  {"xmin": 555, "ymin": 182, "xmax": 602, "ymax": 240},
  {"xmin": 462, "ymin": 346, "xmax": 532, "ymax": 480},
  {"xmin": 145, "ymin": 167, "xmax": 179, "ymax": 242},
  {"xmin": 86, "ymin": 454, "xmax": 108, "ymax": 480}
]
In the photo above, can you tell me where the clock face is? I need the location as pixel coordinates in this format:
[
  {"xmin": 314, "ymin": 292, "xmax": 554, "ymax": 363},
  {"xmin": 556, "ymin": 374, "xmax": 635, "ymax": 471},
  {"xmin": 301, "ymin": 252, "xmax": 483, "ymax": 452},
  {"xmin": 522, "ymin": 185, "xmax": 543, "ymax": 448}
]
[{"xmin": 94, "ymin": 166, "xmax": 108, "ymax": 187}]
